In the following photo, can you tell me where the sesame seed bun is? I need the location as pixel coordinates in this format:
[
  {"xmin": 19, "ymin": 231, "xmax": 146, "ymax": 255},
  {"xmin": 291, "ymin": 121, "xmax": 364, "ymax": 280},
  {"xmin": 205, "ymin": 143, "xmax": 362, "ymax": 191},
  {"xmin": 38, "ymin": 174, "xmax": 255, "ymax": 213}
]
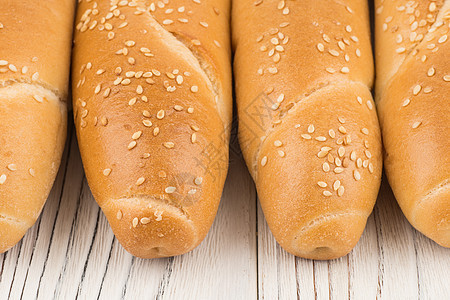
[
  {"xmin": 375, "ymin": 0, "xmax": 450, "ymax": 247},
  {"xmin": 72, "ymin": 0, "xmax": 232, "ymax": 258},
  {"xmin": 0, "ymin": 1, "xmax": 74, "ymax": 253},
  {"xmin": 233, "ymin": 0, "xmax": 382, "ymax": 259}
]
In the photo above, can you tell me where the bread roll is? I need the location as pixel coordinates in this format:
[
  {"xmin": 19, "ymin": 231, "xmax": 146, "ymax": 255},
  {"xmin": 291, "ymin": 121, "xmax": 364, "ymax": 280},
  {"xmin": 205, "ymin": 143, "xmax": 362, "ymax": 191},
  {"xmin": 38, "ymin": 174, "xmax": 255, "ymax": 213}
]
[
  {"xmin": 0, "ymin": 1, "xmax": 75, "ymax": 253},
  {"xmin": 72, "ymin": 0, "xmax": 232, "ymax": 258},
  {"xmin": 233, "ymin": 0, "xmax": 382, "ymax": 259},
  {"xmin": 375, "ymin": 0, "xmax": 449, "ymax": 247}
]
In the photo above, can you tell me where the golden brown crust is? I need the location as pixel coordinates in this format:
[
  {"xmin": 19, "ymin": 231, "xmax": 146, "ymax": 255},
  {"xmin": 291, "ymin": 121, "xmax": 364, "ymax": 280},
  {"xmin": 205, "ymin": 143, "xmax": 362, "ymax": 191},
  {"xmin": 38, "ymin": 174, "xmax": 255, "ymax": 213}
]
[
  {"xmin": 72, "ymin": 0, "xmax": 231, "ymax": 258},
  {"xmin": 0, "ymin": 1, "xmax": 74, "ymax": 253},
  {"xmin": 233, "ymin": 0, "xmax": 382, "ymax": 259},
  {"xmin": 375, "ymin": 0, "xmax": 450, "ymax": 247}
]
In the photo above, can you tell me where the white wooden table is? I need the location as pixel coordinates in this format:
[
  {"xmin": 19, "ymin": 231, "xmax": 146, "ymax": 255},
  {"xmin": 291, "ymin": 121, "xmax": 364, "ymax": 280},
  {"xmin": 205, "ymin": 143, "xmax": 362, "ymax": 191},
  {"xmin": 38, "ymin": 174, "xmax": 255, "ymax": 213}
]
[{"xmin": 0, "ymin": 124, "xmax": 449, "ymax": 300}]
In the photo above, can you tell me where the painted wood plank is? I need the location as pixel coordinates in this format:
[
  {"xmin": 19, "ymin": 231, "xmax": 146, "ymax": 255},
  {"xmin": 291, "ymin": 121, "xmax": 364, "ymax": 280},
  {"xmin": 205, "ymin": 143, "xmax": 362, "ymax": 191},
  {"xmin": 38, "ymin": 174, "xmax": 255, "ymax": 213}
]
[
  {"xmin": 329, "ymin": 256, "xmax": 349, "ymax": 300},
  {"xmin": 295, "ymin": 258, "xmax": 315, "ymax": 300},
  {"xmin": 257, "ymin": 203, "xmax": 297, "ymax": 300},
  {"xmin": 54, "ymin": 178, "xmax": 101, "ymax": 299},
  {"xmin": 35, "ymin": 134, "xmax": 85, "ymax": 300},
  {"xmin": 414, "ymin": 227, "xmax": 450, "ymax": 299},
  {"xmin": 374, "ymin": 179, "xmax": 419, "ymax": 300},
  {"xmin": 348, "ymin": 214, "xmax": 379, "ymax": 300},
  {"xmin": 76, "ymin": 212, "xmax": 115, "ymax": 299}
]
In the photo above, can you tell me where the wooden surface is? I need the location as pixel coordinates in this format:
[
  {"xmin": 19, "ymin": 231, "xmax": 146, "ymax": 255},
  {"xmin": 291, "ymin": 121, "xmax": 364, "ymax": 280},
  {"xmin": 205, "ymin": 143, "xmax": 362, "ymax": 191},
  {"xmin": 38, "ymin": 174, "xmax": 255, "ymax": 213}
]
[{"xmin": 0, "ymin": 124, "xmax": 449, "ymax": 300}]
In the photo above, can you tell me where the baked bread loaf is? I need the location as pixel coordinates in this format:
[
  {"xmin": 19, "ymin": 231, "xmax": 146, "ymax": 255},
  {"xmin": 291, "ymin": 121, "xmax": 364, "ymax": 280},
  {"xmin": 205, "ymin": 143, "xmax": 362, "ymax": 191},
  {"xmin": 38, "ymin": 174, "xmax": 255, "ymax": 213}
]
[
  {"xmin": 0, "ymin": 1, "xmax": 75, "ymax": 253},
  {"xmin": 72, "ymin": 0, "xmax": 232, "ymax": 258},
  {"xmin": 233, "ymin": 0, "xmax": 382, "ymax": 259},
  {"xmin": 375, "ymin": 0, "xmax": 449, "ymax": 247}
]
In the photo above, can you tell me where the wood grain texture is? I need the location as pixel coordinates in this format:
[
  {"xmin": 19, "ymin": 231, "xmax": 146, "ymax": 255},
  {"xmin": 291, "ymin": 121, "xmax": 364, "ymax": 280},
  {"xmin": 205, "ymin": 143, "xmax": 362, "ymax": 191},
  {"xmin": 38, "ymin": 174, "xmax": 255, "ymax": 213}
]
[{"xmin": 0, "ymin": 124, "xmax": 449, "ymax": 299}]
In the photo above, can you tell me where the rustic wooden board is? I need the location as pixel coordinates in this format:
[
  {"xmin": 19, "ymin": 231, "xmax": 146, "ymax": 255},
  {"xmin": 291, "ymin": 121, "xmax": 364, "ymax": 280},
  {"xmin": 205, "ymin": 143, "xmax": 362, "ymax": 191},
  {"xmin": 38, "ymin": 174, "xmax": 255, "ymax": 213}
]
[{"xmin": 0, "ymin": 125, "xmax": 449, "ymax": 299}]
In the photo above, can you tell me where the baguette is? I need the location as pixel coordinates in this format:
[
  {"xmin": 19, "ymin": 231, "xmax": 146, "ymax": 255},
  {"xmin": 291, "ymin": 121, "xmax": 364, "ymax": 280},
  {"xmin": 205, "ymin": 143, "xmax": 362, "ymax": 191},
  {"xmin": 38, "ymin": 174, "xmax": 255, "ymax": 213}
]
[
  {"xmin": 72, "ymin": 0, "xmax": 232, "ymax": 258},
  {"xmin": 375, "ymin": 0, "xmax": 450, "ymax": 247},
  {"xmin": 0, "ymin": 1, "xmax": 75, "ymax": 253},
  {"xmin": 233, "ymin": 0, "xmax": 382, "ymax": 259}
]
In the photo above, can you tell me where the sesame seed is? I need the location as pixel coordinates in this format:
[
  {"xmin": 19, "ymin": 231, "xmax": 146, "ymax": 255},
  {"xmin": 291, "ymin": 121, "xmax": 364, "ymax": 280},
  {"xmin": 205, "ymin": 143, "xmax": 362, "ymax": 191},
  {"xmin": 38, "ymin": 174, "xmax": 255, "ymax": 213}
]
[
  {"xmin": 128, "ymin": 98, "xmax": 137, "ymax": 106},
  {"xmin": 164, "ymin": 142, "xmax": 175, "ymax": 149},
  {"xmin": 350, "ymin": 151, "xmax": 356, "ymax": 161},
  {"xmin": 341, "ymin": 67, "xmax": 350, "ymax": 73},
  {"xmin": 323, "ymin": 191, "xmax": 332, "ymax": 197},
  {"xmin": 439, "ymin": 35, "xmax": 448, "ymax": 44},
  {"xmin": 333, "ymin": 180, "xmax": 341, "ymax": 191},
  {"xmin": 116, "ymin": 210, "xmax": 123, "ymax": 220},
  {"xmin": 7, "ymin": 164, "xmax": 17, "ymax": 171},
  {"xmin": 94, "ymin": 84, "xmax": 101, "ymax": 94},
  {"xmin": 402, "ymin": 98, "xmax": 411, "ymax": 107},
  {"xmin": 337, "ymin": 186, "xmax": 345, "ymax": 197},
  {"xmin": 143, "ymin": 120, "xmax": 152, "ymax": 127},
  {"xmin": 412, "ymin": 121, "xmax": 422, "ymax": 129},
  {"xmin": 323, "ymin": 162, "xmax": 330, "ymax": 172},
  {"xmin": 136, "ymin": 177, "xmax": 145, "ymax": 185},
  {"xmin": 329, "ymin": 49, "xmax": 340, "ymax": 56},
  {"xmin": 345, "ymin": 25, "xmax": 352, "ymax": 32},
  {"xmin": 187, "ymin": 107, "xmax": 194, "ymax": 114},
  {"xmin": 335, "ymin": 157, "xmax": 342, "ymax": 166},
  {"xmin": 0, "ymin": 174, "xmax": 7, "ymax": 184},
  {"xmin": 261, "ymin": 156, "xmax": 268, "ymax": 166},
  {"xmin": 315, "ymin": 136, "xmax": 327, "ymax": 142},
  {"xmin": 132, "ymin": 218, "xmax": 138, "ymax": 227},
  {"xmin": 338, "ymin": 126, "xmax": 347, "ymax": 134},
  {"xmin": 329, "ymin": 129, "xmax": 336, "ymax": 138},
  {"xmin": 132, "ymin": 131, "xmax": 142, "ymax": 140},
  {"xmin": 308, "ymin": 124, "xmax": 315, "ymax": 133},
  {"xmin": 363, "ymin": 160, "xmax": 369, "ymax": 168},
  {"xmin": 369, "ymin": 163, "xmax": 374, "ymax": 173},
  {"xmin": 326, "ymin": 68, "xmax": 336, "ymax": 74},
  {"xmin": 153, "ymin": 127, "xmax": 160, "ymax": 136},
  {"xmin": 357, "ymin": 96, "xmax": 362, "ymax": 104},
  {"xmin": 32, "ymin": 72, "xmax": 39, "ymax": 81},
  {"xmin": 334, "ymin": 167, "xmax": 344, "ymax": 174},
  {"xmin": 354, "ymin": 170, "xmax": 361, "ymax": 181},
  {"xmin": 318, "ymin": 150, "xmax": 328, "ymax": 158},
  {"xmin": 413, "ymin": 85, "xmax": 421, "ymax": 95},
  {"xmin": 366, "ymin": 100, "xmax": 373, "ymax": 110},
  {"xmin": 274, "ymin": 140, "xmax": 283, "ymax": 147},
  {"xmin": 194, "ymin": 177, "xmax": 203, "ymax": 185},
  {"xmin": 317, "ymin": 43, "xmax": 325, "ymax": 52},
  {"xmin": 191, "ymin": 85, "xmax": 199, "ymax": 93},
  {"xmin": 33, "ymin": 95, "xmax": 44, "ymax": 103},
  {"xmin": 338, "ymin": 147, "xmax": 345, "ymax": 157},
  {"xmin": 165, "ymin": 186, "xmax": 176, "ymax": 193},
  {"xmin": 357, "ymin": 158, "xmax": 363, "ymax": 168},
  {"xmin": 29, "ymin": 168, "xmax": 36, "ymax": 176},
  {"xmin": 103, "ymin": 168, "xmax": 112, "ymax": 176},
  {"xmin": 140, "ymin": 217, "xmax": 150, "ymax": 225},
  {"xmin": 191, "ymin": 133, "xmax": 197, "ymax": 143},
  {"xmin": 396, "ymin": 47, "xmax": 406, "ymax": 54},
  {"xmin": 0, "ymin": 60, "xmax": 7, "ymax": 66},
  {"xmin": 143, "ymin": 110, "xmax": 151, "ymax": 117},
  {"xmin": 301, "ymin": 134, "xmax": 311, "ymax": 140},
  {"xmin": 278, "ymin": 150, "xmax": 285, "ymax": 157},
  {"xmin": 338, "ymin": 116, "xmax": 346, "ymax": 124},
  {"xmin": 9, "ymin": 64, "xmax": 17, "ymax": 72},
  {"xmin": 443, "ymin": 75, "xmax": 450, "ymax": 82},
  {"xmin": 356, "ymin": 49, "xmax": 361, "ymax": 57},
  {"xmin": 364, "ymin": 150, "xmax": 372, "ymax": 159},
  {"xmin": 318, "ymin": 181, "xmax": 327, "ymax": 188},
  {"xmin": 157, "ymin": 110, "xmax": 165, "ymax": 119},
  {"xmin": 128, "ymin": 141, "xmax": 137, "ymax": 150}
]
